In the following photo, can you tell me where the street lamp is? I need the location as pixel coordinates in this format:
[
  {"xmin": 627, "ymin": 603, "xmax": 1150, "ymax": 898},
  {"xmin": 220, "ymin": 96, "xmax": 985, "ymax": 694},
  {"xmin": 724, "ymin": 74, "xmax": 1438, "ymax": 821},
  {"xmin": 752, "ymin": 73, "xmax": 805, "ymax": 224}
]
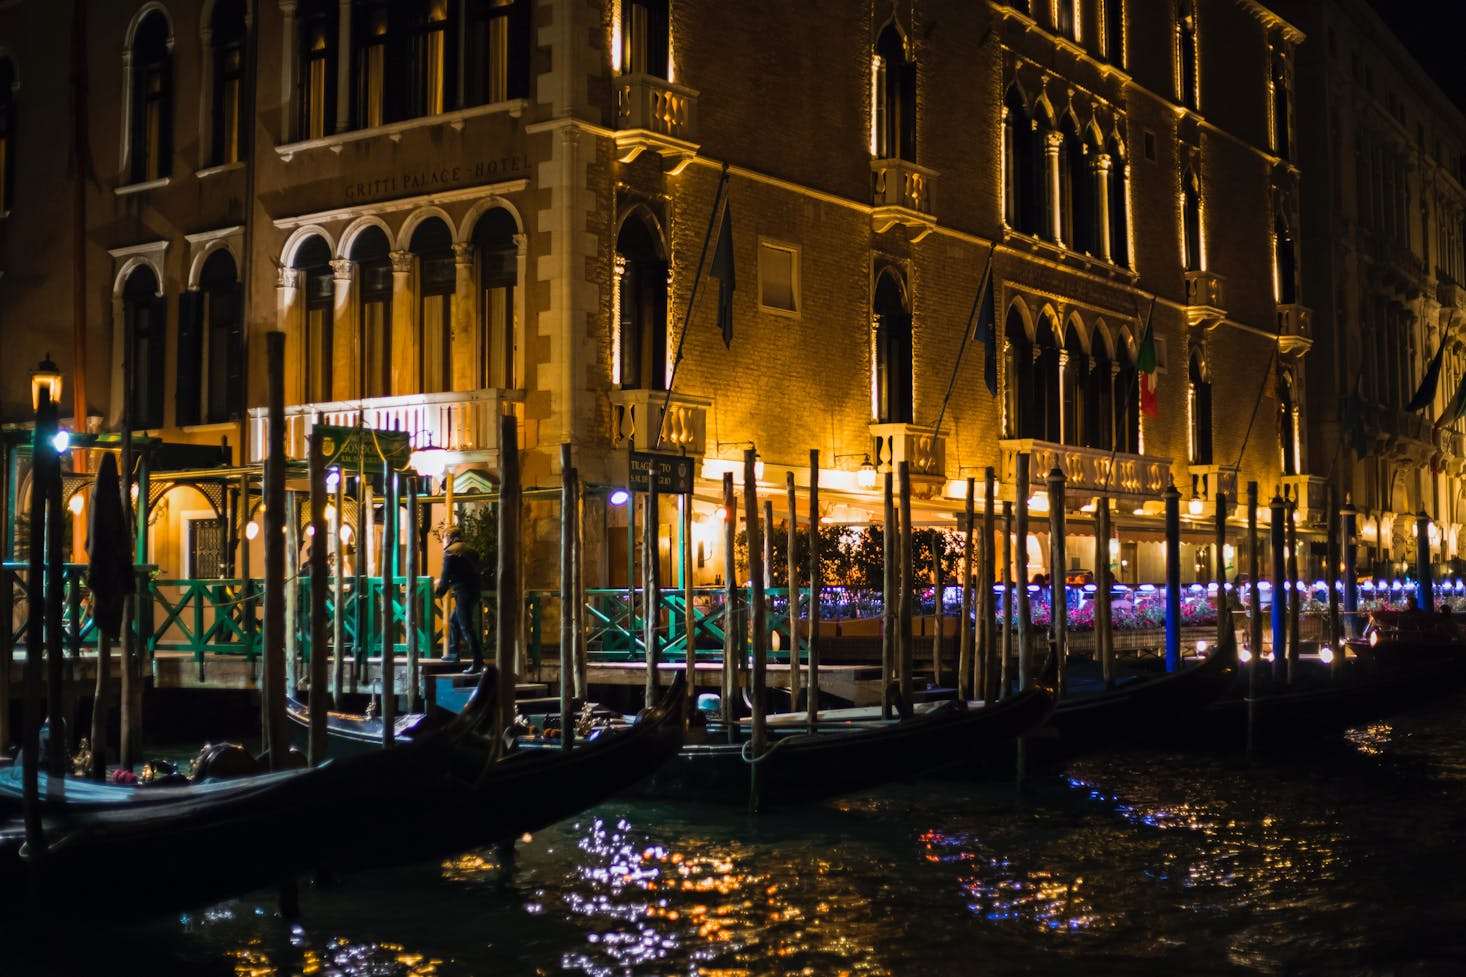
[{"xmin": 30, "ymin": 353, "xmax": 62, "ymax": 412}]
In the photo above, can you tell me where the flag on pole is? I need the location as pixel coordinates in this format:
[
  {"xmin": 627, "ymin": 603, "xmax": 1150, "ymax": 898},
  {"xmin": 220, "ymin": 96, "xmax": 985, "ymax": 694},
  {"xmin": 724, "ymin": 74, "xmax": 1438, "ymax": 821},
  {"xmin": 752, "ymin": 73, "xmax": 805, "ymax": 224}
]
[
  {"xmin": 1136, "ymin": 304, "xmax": 1158, "ymax": 418},
  {"xmin": 1407, "ymin": 340, "xmax": 1446, "ymax": 412},
  {"xmin": 710, "ymin": 202, "xmax": 735, "ymax": 348},
  {"xmin": 1440, "ymin": 369, "xmax": 1466, "ymax": 425},
  {"xmin": 976, "ymin": 268, "xmax": 998, "ymax": 396}
]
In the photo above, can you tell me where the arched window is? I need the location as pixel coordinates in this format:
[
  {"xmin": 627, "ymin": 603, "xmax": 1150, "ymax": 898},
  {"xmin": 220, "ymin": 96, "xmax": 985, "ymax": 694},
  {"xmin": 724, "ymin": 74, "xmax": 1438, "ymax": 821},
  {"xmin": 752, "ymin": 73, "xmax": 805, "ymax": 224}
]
[
  {"xmin": 353, "ymin": 0, "xmax": 389, "ymax": 128},
  {"xmin": 621, "ymin": 0, "xmax": 668, "ymax": 78},
  {"xmin": 129, "ymin": 12, "xmax": 173, "ymax": 183},
  {"xmin": 297, "ymin": 0, "xmax": 337, "ymax": 139},
  {"xmin": 466, "ymin": 0, "xmax": 529, "ymax": 105},
  {"xmin": 209, "ymin": 0, "xmax": 247, "ymax": 166},
  {"xmin": 1061, "ymin": 323, "xmax": 1086, "ymax": 446},
  {"xmin": 1107, "ymin": 137, "xmax": 1129, "ymax": 267},
  {"xmin": 411, "ymin": 217, "xmax": 454, "ymax": 393},
  {"xmin": 1177, "ymin": 1, "xmax": 1198, "ymax": 111},
  {"xmin": 1035, "ymin": 312, "xmax": 1062, "ymax": 442},
  {"xmin": 123, "ymin": 266, "xmax": 167, "ymax": 429},
  {"xmin": 293, "ymin": 235, "xmax": 334, "ymax": 403},
  {"xmin": 1113, "ymin": 341, "xmax": 1139, "ymax": 453},
  {"xmin": 616, "ymin": 215, "xmax": 668, "ymax": 390},
  {"xmin": 0, "ymin": 57, "xmax": 15, "ymax": 214},
  {"xmin": 874, "ymin": 270, "xmax": 913, "ymax": 424},
  {"xmin": 1005, "ymin": 307, "xmax": 1037, "ymax": 439},
  {"xmin": 1059, "ymin": 122, "xmax": 1095, "ymax": 254},
  {"xmin": 473, "ymin": 208, "xmax": 518, "ymax": 389},
  {"xmin": 178, "ymin": 250, "xmax": 244, "ymax": 425},
  {"xmin": 1182, "ymin": 169, "xmax": 1202, "ymax": 271},
  {"xmin": 352, "ymin": 227, "xmax": 393, "ymax": 398},
  {"xmin": 1189, "ymin": 350, "xmax": 1212, "ymax": 465},
  {"xmin": 1088, "ymin": 334, "xmax": 1114, "ymax": 450},
  {"xmin": 874, "ymin": 24, "xmax": 915, "ymax": 163},
  {"xmin": 1275, "ymin": 212, "xmax": 1296, "ymax": 304},
  {"xmin": 1004, "ymin": 87, "xmax": 1041, "ymax": 236},
  {"xmin": 1279, "ymin": 371, "xmax": 1298, "ymax": 476}
]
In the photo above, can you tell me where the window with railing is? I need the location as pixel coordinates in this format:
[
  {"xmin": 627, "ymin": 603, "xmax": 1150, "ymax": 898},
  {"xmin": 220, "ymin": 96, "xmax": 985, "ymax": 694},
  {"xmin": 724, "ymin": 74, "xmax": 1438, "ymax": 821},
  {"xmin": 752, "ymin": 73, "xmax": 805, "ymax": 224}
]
[
  {"xmin": 1275, "ymin": 211, "xmax": 1297, "ymax": 304},
  {"xmin": 1189, "ymin": 350, "xmax": 1212, "ymax": 465},
  {"xmin": 1113, "ymin": 342, "xmax": 1139, "ymax": 453},
  {"xmin": 1175, "ymin": 0, "xmax": 1198, "ymax": 112},
  {"xmin": 873, "ymin": 23, "xmax": 916, "ymax": 163},
  {"xmin": 1182, "ymin": 168, "xmax": 1202, "ymax": 271},
  {"xmin": 621, "ymin": 0, "xmax": 669, "ymax": 78}
]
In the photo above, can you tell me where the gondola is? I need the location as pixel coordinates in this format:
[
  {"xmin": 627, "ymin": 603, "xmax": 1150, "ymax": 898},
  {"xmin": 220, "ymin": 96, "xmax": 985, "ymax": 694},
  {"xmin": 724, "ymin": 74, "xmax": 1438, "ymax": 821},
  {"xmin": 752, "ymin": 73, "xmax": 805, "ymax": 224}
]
[
  {"xmin": 0, "ymin": 669, "xmax": 685, "ymax": 925},
  {"xmin": 1172, "ymin": 631, "xmax": 1466, "ymax": 752},
  {"xmin": 639, "ymin": 682, "xmax": 1055, "ymax": 806},
  {"xmin": 1046, "ymin": 626, "xmax": 1240, "ymax": 750}
]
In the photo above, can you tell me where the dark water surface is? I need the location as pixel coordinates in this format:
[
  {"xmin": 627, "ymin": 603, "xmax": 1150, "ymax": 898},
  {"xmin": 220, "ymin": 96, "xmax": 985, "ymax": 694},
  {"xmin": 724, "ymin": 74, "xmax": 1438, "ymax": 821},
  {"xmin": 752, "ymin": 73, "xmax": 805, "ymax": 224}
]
[{"xmin": 10, "ymin": 692, "xmax": 1466, "ymax": 977}]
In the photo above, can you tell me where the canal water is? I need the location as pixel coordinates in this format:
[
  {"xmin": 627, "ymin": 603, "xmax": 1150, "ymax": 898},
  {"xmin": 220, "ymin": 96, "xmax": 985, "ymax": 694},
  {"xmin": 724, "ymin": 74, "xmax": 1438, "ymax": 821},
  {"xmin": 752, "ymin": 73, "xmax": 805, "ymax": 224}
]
[{"xmin": 9, "ymin": 691, "xmax": 1466, "ymax": 977}]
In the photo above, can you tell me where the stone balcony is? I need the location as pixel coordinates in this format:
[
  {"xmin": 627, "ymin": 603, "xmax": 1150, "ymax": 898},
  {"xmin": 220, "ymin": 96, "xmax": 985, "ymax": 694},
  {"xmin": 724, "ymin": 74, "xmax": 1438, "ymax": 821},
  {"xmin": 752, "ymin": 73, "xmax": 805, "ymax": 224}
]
[
  {"xmin": 1183, "ymin": 269, "xmax": 1226, "ymax": 329},
  {"xmin": 614, "ymin": 73, "xmax": 699, "ymax": 174},
  {"xmin": 869, "ymin": 422, "xmax": 946, "ymax": 484},
  {"xmin": 1281, "ymin": 473, "xmax": 1329, "ymax": 527},
  {"xmin": 1185, "ymin": 463, "xmax": 1240, "ymax": 509},
  {"xmin": 247, "ymin": 388, "xmax": 521, "ymax": 466},
  {"xmin": 871, "ymin": 159, "xmax": 938, "ymax": 241},
  {"xmin": 999, "ymin": 439, "xmax": 1171, "ymax": 502},
  {"xmin": 1277, "ymin": 303, "xmax": 1313, "ymax": 354},
  {"xmin": 1439, "ymin": 278, "xmax": 1460, "ymax": 310},
  {"xmin": 609, "ymin": 388, "xmax": 709, "ymax": 456}
]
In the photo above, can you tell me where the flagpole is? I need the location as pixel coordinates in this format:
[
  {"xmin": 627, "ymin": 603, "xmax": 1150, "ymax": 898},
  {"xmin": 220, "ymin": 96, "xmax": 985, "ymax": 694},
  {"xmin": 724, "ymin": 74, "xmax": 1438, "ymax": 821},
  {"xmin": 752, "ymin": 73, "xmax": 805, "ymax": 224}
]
[
  {"xmin": 929, "ymin": 242, "xmax": 998, "ymax": 450},
  {"xmin": 655, "ymin": 165, "xmax": 730, "ymax": 449}
]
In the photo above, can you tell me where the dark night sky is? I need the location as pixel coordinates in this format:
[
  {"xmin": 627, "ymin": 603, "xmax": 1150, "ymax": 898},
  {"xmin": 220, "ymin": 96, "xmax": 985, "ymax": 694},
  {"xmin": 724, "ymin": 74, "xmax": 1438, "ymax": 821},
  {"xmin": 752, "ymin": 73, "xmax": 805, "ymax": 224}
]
[{"xmin": 1363, "ymin": 0, "xmax": 1466, "ymax": 115}]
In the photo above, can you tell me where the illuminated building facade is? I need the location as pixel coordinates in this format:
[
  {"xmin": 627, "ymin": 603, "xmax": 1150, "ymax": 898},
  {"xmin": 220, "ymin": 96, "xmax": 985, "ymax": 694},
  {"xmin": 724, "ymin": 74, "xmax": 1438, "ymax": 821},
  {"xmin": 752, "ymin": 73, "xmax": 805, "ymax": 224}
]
[
  {"xmin": 1272, "ymin": 0, "xmax": 1466, "ymax": 576},
  {"xmin": 0, "ymin": 0, "xmax": 1308, "ymax": 593}
]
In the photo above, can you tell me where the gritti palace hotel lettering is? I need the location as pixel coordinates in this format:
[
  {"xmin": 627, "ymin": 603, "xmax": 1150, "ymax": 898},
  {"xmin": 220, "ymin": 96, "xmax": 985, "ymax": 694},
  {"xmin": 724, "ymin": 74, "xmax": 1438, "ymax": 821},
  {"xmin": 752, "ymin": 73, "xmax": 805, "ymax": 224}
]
[{"xmin": 343, "ymin": 154, "xmax": 529, "ymax": 201}]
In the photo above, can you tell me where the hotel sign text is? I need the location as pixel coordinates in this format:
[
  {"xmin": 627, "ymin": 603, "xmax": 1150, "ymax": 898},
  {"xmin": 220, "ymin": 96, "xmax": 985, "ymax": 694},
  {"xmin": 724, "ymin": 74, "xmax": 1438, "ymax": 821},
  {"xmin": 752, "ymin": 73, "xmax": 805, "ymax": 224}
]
[{"xmin": 343, "ymin": 154, "xmax": 529, "ymax": 202}]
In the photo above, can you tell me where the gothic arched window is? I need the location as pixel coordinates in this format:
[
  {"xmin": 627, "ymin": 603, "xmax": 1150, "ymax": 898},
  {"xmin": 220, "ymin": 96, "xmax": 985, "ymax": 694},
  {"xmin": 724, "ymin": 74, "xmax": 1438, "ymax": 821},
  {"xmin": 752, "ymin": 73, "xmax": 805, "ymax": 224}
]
[
  {"xmin": 351, "ymin": 227, "xmax": 393, "ymax": 398},
  {"xmin": 411, "ymin": 217, "xmax": 455, "ymax": 393},
  {"xmin": 129, "ymin": 11, "xmax": 173, "ymax": 182},
  {"xmin": 123, "ymin": 266, "xmax": 167, "ymax": 429},
  {"xmin": 616, "ymin": 215, "xmax": 668, "ymax": 390},
  {"xmin": 1004, "ymin": 87, "xmax": 1041, "ymax": 236},
  {"xmin": 874, "ymin": 24, "xmax": 916, "ymax": 163},
  {"xmin": 209, "ymin": 0, "xmax": 247, "ymax": 166},
  {"xmin": 293, "ymin": 235, "xmax": 335, "ymax": 403},
  {"xmin": 1182, "ymin": 169, "xmax": 1202, "ymax": 271},
  {"xmin": 1189, "ymin": 350, "xmax": 1213, "ymax": 465},
  {"xmin": 1061, "ymin": 323, "xmax": 1087, "ymax": 446},
  {"xmin": 297, "ymin": 0, "xmax": 337, "ymax": 139},
  {"xmin": 1035, "ymin": 312, "xmax": 1062, "ymax": 443},
  {"xmin": 1006, "ymin": 307, "xmax": 1037, "ymax": 439},
  {"xmin": 1113, "ymin": 341, "xmax": 1139, "ymax": 454}
]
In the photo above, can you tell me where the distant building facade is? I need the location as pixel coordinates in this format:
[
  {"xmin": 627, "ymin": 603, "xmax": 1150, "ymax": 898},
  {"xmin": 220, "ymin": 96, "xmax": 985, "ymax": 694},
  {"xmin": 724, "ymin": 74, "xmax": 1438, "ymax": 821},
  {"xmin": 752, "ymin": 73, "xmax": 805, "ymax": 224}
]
[
  {"xmin": 0, "ymin": 0, "xmax": 1308, "ymax": 594},
  {"xmin": 1274, "ymin": 0, "xmax": 1466, "ymax": 576}
]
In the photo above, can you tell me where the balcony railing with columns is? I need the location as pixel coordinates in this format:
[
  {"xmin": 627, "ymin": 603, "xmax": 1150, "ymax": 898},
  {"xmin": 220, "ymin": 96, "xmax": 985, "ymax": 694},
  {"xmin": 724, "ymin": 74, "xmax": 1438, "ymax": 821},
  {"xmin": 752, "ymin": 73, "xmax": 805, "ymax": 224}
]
[
  {"xmin": 614, "ymin": 74, "xmax": 699, "ymax": 173},
  {"xmin": 871, "ymin": 159, "xmax": 938, "ymax": 239},
  {"xmin": 1186, "ymin": 463, "xmax": 1240, "ymax": 506},
  {"xmin": 1183, "ymin": 269, "xmax": 1226, "ymax": 329},
  {"xmin": 1281, "ymin": 473, "xmax": 1328, "ymax": 527},
  {"xmin": 609, "ymin": 388, "xmax": 709, "ymax": 455},
  {"xmin": 870, "ymin": 423, "xmax": 946, "ymax": 480},
  {"xmin": 999, "ymin": 439, "xmax": 1171, "ymax": 499},
  {"xmin": 1276, "ymin": 304, "xmax": 1313, "ymax": 354},
  {"xmin": 247, "ymin": 389, "xmax": 521, "ymax": 464}
]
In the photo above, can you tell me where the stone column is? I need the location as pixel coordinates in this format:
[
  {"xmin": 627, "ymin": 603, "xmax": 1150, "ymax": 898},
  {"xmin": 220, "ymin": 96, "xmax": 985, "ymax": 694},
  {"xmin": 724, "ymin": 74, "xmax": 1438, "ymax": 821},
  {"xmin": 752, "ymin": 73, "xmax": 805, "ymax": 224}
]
[
  {"xmin": 389, "ymin": 250, "xmax": 415, "ymax": 395},
  {"xmin": 1057, "ymin": 349, "xmax": 1070, "ymax": 444},
  {"xmin": 1094, "ymin": 153, "xmax": 1113, "ymax": 263},
  {"xmin": 276, "ymin": 266, "xmax": 302, "ymax": 403},
  {"xmin": 451, "ymin": 241, "xmax": 477, "ymax": 391},
  {"xmin": 330, "ymin": 258, "xmax": 356, "ymax": 401},
  {"xmin": 1045, "ymin": 130, "xmax": 1064, "ymax": 244}
]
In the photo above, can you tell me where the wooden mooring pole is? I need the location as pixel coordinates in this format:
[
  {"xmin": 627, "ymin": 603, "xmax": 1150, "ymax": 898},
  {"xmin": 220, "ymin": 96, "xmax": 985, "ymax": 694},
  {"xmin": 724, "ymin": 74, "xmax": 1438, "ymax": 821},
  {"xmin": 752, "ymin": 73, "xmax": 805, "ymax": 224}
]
[
  {"xmin": 721, "ymin": 472, "xmax": 737, "ymax": 729},
  {"xmin": 785, "ymin": 472, "xmax": 800, "ymax": 712},
  {"xmin": 262, "ymin": 331, "xmax": 289, "ymax": 769},
  {"xmin": 881, "ymin": 472, "xmax": 896, "ymax": 719},
  {"xmin": 560, "ymin": 443, "xmax": 576, "ymax": 749},
  {"xmin": 806, "ymin": 450, "xmax": 821, "ymax": 732},
  {"xmin": 958, "ymin": 477, "xmax": 975, "ymax": 701},
  {"xmin": 897, "ymin": 461, "xmax": 913, "ymax": 714},
  {"xmin": 308, "ymin": 427, "xmax": 328, "ymax": 766},
  {"xmin": 495, "ymin": 414, "xmax": 521, "ymax": 752},
  {"xmin": 744, "ymin": 449, "xmax": 767, "ymax": 814}
]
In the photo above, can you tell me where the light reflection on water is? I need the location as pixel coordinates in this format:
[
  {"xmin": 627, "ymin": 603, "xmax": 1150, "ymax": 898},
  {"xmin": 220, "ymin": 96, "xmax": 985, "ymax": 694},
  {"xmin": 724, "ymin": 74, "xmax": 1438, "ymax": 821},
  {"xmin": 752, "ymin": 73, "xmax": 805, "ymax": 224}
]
[{"xmin": 4, "ymin": 692, "xmax": 1466, "ymax": 977}]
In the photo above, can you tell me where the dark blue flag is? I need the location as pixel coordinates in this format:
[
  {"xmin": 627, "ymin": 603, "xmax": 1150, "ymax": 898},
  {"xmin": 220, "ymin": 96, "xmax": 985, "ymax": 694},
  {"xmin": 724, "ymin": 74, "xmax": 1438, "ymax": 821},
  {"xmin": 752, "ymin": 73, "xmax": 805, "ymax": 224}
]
[
  {"xmin": 977, "ymin": 270, "xmax": 997, "ymax": 395},
  {"xmin": 1407, "ymin": 340, "xmax": 1446, "ymax": 412}
]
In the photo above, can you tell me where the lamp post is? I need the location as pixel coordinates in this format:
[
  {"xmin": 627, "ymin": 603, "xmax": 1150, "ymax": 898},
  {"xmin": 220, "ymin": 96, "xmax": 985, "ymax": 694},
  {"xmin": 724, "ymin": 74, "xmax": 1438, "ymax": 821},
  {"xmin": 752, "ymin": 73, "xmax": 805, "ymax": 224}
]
[{"xmin": 30, "ymin": 353, "xmax": 62, "ymax": 413}]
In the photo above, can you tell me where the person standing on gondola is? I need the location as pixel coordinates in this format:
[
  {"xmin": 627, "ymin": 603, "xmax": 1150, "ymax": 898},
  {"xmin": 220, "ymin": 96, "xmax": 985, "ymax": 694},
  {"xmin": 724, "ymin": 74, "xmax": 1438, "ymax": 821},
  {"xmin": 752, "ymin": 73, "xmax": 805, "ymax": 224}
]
[{"xmin": 436, "ymin": 529, "xmax": 484, "ymax": 672}]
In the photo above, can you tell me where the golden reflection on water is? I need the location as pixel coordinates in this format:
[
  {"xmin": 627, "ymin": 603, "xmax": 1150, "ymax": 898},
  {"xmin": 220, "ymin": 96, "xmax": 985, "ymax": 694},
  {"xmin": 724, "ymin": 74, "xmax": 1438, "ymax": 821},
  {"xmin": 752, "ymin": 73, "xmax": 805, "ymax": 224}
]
[{"xmin": 1343, "ymin": 722, "xmax": 1395, "ymax": 756}]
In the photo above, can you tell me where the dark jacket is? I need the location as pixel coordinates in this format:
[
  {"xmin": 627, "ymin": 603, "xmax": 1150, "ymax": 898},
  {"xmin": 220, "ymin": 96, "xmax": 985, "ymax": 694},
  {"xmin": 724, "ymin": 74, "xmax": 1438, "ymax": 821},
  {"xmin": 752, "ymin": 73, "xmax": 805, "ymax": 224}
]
[{"xmin": 435, "ymin": 540, "xmax": 481, "ymax": 602}]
